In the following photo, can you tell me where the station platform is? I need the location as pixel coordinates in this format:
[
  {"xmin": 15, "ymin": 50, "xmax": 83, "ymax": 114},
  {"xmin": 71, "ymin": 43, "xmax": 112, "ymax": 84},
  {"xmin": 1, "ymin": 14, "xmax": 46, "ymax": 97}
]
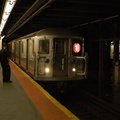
[{"xmin": 0, "ymin": 60, "xmax": 79, "ymax": 120}]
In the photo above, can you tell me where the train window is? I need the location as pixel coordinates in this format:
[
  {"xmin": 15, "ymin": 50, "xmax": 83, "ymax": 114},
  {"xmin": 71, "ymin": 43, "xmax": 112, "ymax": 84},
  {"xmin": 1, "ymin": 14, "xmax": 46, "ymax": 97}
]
[
  {"xmin": 54, "ymin": 38, "xmax": 68, "ymax": 54},
  {"xmin": 39, "ymin": 40, "xmax": 49, "ymax": 54},
  {"xmin": 72, "ymin": 39, "xmax": 82, "ymax": 56},
  {"xmin": 56, "ymin": 41, "xmax": 64, "ymax": 54}
]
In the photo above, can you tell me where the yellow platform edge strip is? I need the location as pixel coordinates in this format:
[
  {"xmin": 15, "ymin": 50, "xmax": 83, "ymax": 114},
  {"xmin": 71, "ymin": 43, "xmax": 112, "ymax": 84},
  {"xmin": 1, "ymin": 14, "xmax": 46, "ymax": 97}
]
[{"xmin": 10, "ymin": 60, "xmax": 80, "ymax": 120}]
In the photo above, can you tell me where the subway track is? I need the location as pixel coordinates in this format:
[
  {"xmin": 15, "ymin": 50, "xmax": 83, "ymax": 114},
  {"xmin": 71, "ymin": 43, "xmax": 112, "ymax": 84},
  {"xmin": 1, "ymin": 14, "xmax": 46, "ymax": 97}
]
[
  {"xmin": 37, "ymin": 80, "xmax": 120, "ymax": 120},
  {"xmin": 50, "ymin": 90, "xmax": 120, "ymax": 120}
]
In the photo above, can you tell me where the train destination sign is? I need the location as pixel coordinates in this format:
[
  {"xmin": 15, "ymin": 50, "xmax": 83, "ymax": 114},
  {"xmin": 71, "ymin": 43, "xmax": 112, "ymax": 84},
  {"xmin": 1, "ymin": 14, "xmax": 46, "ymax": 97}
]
[{"xmin": 73, "ymin": 43, "xmax": 81, "ymax": 53}]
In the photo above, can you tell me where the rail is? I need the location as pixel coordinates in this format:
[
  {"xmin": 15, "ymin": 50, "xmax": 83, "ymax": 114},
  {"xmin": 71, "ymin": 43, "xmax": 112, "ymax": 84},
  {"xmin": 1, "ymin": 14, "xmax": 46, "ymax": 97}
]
[{"xmin": 80, "ymin": 92, "xmax": 120, "ymax": 120}]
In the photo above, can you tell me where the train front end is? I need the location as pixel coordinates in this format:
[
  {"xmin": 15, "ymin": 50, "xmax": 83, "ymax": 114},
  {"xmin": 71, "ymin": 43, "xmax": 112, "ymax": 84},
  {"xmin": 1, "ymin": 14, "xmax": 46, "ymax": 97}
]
[{"xmin": 36, "ymin": 36, "xmax": 87, "ymax": 81}]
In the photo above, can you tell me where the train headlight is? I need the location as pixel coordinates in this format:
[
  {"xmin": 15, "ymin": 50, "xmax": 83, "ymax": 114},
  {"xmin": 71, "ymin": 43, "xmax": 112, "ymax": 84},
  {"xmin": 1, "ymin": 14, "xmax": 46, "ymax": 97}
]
[
  {"xmin": 72, "ymin": 68, "xmax": 76, "ymax": 72},
  {"xmin": 45, "ymin": 68, "xmax": 50, "ymax": 73}
]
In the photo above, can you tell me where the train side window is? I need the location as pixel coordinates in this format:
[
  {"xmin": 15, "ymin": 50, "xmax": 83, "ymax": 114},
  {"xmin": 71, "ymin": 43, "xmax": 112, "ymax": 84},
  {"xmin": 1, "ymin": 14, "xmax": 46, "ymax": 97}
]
[{"xmin": 39, "ymin": 40, "xmax": 49, "ymax": 54}]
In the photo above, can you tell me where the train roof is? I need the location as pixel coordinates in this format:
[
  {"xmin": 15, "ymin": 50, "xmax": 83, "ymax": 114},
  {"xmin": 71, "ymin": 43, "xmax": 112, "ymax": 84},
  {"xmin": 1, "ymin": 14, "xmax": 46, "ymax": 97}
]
[
  {"xmin": 36, "ymin": 28, "xmax": 82, "ymax": 37},
  {"xmin": 13, "ymin": 28, "xmax": 84, "ymax": 40}
]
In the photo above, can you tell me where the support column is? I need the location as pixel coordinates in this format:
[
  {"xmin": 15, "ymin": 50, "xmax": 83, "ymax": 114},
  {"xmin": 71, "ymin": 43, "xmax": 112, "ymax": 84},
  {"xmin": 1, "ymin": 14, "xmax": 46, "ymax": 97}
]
[
  {"xmin": 113, "ymin": 40, "xmax": 120, "ymax": 105},
  {"xmin": 98, "ymin": 41, "xmax": 104, "ymax": 97}
]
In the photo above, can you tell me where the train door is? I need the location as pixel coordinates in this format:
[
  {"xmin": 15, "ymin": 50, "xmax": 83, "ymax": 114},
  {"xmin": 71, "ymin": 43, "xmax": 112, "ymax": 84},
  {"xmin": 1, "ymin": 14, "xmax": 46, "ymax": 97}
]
[
  {"xmin": 27, "ymin": 39, "xmax": 34, "ymax": 75},
  {"xmin": 14, "ymin": 42, "xmax": 16, "ymax": 61},
  {"xmin": 53, "ymin": 38, "xmax": 69, "ymax": 77},
  {"xmin": 14, "ymin": 41, "xmax": 19, "ymax": 63},
  {"xmin": 37, "ymin": 39, "xmax": 50, "ymax": 77},
  {"xmin": 11, "ymin": 42, "xmax": 15, "ymax": 61},
  {"xmin": 19, "ymin": 41, "xmax": 22, "ymax": 65},
  {"xmin": 20, "ymin": 40, "xmax": 27, "ymax": 69}
]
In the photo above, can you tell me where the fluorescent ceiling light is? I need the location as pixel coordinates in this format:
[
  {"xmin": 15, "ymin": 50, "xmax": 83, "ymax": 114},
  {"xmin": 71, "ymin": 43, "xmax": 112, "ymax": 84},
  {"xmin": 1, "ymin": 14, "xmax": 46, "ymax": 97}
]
[{"xmin": 0, "ymin": 0, "xmax": 17, "ymax": 35}]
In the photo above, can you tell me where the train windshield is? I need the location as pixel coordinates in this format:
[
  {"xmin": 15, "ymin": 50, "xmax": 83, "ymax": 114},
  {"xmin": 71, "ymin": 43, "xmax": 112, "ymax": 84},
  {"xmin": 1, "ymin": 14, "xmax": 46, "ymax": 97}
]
[{"xmin": 39, "ymin": 40, "xmax": 49, "ymax": 54}]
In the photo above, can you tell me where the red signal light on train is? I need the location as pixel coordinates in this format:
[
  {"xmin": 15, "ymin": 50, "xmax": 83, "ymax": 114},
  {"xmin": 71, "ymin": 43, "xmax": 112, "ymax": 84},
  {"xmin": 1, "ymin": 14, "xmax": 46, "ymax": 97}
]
[{"xmin": 73, "ymin": 43, "xmax": 81, "ymax": 53}]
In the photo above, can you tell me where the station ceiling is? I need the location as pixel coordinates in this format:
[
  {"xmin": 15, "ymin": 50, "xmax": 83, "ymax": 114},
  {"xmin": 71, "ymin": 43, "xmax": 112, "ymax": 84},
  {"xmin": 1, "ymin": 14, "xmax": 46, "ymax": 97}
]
[{"xmin": 0, "ymin": 0, "xmax": 120, "ymax": 42}]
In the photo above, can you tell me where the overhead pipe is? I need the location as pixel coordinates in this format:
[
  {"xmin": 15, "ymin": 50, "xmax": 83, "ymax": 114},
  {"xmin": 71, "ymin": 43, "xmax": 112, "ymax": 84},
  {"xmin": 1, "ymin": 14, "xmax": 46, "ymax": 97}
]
[
  {"xmin": 6, "ymin": 0, "xmax": 54, "ymax": 37},
  {"xmin": 70, "ymin": 15, "xmax": 119, "ymax": 28}
]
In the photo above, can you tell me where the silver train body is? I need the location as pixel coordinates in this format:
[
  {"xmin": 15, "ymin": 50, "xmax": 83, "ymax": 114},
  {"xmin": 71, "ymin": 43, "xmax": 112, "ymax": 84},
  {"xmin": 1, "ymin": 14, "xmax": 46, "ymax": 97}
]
[{"xmin": 9, "ymin": 28, "xmax": 87, "ymax": 82}]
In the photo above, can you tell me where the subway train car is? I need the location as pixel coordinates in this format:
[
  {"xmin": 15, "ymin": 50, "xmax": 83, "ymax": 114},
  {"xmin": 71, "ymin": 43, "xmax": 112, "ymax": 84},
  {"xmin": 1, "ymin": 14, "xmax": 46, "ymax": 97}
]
[{"xmin": 9, "ymin": 28, "xmax": 87, "ymax": 91}]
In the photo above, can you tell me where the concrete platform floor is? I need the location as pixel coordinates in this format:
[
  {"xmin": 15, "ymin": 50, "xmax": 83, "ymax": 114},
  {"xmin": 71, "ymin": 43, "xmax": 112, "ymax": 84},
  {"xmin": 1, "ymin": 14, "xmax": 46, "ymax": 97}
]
[{"xmin": 0, "ymin": 61, "xmax": 79, "ymax": 120}]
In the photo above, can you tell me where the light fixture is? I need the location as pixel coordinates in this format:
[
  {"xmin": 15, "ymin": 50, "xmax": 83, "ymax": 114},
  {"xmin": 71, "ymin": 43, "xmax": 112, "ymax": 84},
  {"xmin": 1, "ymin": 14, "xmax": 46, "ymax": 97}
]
[{"xmin": 0, "ymin": 0, "xmax": 17, "ymax": 35}]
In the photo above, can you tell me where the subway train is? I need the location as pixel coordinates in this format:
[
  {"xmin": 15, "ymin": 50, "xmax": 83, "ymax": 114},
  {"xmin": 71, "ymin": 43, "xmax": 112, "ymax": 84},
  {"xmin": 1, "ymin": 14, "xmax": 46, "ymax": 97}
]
[{"xmin": 9, "ymin": 28, "xmax": 87, "ymax": 92}]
